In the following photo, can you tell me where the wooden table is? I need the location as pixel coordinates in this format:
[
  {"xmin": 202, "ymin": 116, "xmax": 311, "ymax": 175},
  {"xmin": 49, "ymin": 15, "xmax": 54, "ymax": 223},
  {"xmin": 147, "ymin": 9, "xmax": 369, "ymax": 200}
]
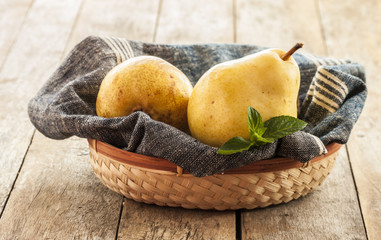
[{"xmin": 0, "ymin": 0, "xmax": 379, "ymax": 239}]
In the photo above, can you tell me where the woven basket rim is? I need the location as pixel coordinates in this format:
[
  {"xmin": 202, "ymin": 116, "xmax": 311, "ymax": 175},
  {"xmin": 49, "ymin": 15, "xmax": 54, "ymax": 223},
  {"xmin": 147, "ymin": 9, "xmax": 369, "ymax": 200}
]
[{"xmin": 87, "ymin": 139, "xmax": 341, "ymax": 175}]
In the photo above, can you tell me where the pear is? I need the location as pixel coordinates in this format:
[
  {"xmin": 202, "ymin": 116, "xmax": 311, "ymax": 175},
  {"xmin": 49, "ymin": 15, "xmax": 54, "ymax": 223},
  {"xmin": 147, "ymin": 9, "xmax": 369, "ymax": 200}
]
[
  {"xmin": 96, "ymin": 56, "xmax": 193, "ymax": 132},
  {"xmin": 187, "ymin": 43, "xmax": 303, "ymax": 147}
]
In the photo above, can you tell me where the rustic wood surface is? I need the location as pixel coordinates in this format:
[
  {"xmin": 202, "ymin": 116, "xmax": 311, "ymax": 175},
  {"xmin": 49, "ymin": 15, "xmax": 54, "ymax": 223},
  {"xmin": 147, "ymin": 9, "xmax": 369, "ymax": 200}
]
[
  {"xmin": 0, "ymin": 0, "xmax": 378, "ymax": 239},
  {"xmin": 0, "ymin": 0, "xmax": 82, "ymax": 217},
  {"xmin": 318, "ymin": 1, "xmax": 381, "ymax": 239}
]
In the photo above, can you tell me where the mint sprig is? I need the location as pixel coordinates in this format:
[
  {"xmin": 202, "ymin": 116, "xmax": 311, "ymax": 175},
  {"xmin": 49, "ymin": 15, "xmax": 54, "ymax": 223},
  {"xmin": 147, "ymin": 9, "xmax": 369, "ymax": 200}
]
[{"xmin": 217, "ymin": 106, "xmax": 307, "ymax": 155}]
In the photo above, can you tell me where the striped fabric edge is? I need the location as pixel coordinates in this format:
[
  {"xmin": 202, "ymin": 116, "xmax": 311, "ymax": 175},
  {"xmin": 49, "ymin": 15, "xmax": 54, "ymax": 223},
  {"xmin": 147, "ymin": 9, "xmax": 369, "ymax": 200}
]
[
  {"xmin": 305, "ymin": 67, "xmax": 348, "ymax": 114},
  {"xmin": 312, "ymin": 134, "xmax": 327, "ymax": 155},
  {"xmin": 100, "ymin": 36, "xmax": 135, "ymax": 64}
]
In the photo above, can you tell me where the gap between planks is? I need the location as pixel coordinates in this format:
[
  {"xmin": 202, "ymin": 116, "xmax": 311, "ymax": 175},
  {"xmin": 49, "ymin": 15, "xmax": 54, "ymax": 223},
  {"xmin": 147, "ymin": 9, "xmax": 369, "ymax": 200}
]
[
  {"xmin": 114, "ymin": 197, "xmax": 125, "ymax": 240},
  {"xmin": 0, "ymin": 0, "xmax": 35, "ymax": 71},
  {"xmin": 61, "ymin": 0, "xmax": 85, "ymax": 58},
  {"xmin": 152, "ymin": 0, "xmax": 163, "ymax": 43},
  {"xmin": 345, "ymin": 144, "xmax": 369, "ymax": 239},
  {"xmin": 0, "ymin": 0, "xmax": 85, "ymax": 221},
  {"xmin": 317, "ymin": 0, "xmax": 367, "ymax": 236},
  {"xmin": 0, "ymin": 131, "xmax": 35, "ymax": 220},
  {"xmin": 232, "ymin": 1, "xmax": 241, "ymax": 238},
  {"xmin": 313, "ymin": 0, "xmax": 328, "ymax": 56}
]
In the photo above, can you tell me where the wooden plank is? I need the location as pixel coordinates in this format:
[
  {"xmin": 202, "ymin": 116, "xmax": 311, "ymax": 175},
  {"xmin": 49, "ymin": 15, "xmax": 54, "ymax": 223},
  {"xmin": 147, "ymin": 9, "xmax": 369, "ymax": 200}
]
[
  {"xmin": 0, "ymin": 0, "xmax": 33, "ymax": 68},
  {"xmin": 63, "ymin": 0, "xmax": 160, "ymax": 55},
  {"xmin": 235, "ymin": 0, "xmax": 325, "ymax": 55},
  {"xmin": 118, "ymin": 201, "xmax": 234, "ymax": 240},
  {"xmin": 0, "ymin": 133, "xmax": 122, "ymax": 238},
  {"xmin": 154, "ymin": 0, "xmax": 234, "ymax": 43},
  {"xmin": 241, "ymin": 147, "xmax": 366, "ymax": 240},
  {"xmin": 116, "ymin": 0, "xmax": 236, "ymax": 239},
  {"xmin": 236, "ymin": 0, "xmax": 367, "ymax": 239},
  {"xmin": 0, "ymin": 0, "xmax": 81, "ymax": 215},
  {"xmin": 0, "ymin": 0, "xmax": 34, "ymax": 210},
  {"xmin": 0, "ymin": 0, "xmax": 161, "ymax": 238},
  {"xmin": 317, "ymin": 0, "xmax": 381, "ymax": 239}
]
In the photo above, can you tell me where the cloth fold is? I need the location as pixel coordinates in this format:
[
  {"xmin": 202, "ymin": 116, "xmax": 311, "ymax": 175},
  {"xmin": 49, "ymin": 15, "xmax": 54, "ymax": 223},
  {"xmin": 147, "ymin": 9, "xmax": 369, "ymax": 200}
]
[{"xmin": 28, "ymin": 36, "xmax": 367, "ymax": 177}]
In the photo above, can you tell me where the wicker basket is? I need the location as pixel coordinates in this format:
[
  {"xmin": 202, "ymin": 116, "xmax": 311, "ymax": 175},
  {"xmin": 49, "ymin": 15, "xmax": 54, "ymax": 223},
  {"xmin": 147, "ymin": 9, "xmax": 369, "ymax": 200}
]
[{"xmin": 88, "ymin": 139, "xmax": 341, "ymax": 210}]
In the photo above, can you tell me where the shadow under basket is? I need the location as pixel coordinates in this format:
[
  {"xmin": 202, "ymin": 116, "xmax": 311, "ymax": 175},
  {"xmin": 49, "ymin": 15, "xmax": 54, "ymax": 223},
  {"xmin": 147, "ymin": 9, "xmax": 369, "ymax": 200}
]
[{"xmin": 87, "ymin": 139, "xmax": 341, "ymax": 210}]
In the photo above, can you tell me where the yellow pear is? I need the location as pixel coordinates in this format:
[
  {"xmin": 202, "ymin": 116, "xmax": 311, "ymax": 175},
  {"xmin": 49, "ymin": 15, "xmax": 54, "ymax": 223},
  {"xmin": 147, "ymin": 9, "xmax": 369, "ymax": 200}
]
[
  {"xmin": 187, "ymin": 44, "xmax": 303, "ymax": 147},
  {"xmin": 96, "ymin": 56, "xmax": 193, "ymax": 132}
]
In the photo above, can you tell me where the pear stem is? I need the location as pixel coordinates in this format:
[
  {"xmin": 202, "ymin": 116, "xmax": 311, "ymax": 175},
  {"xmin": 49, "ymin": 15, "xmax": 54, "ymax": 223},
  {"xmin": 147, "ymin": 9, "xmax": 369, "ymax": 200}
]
[{"xmin": 281, "ymin": 43, "xmax": 304, "ymax": 61}]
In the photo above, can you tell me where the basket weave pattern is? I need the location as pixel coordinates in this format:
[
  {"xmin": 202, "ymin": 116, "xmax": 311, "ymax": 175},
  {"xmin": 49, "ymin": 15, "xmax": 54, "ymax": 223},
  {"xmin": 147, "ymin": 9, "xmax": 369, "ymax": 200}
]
[{"xmin": 89, "ymin": 142, "xmax": 338, "ymax": 210}]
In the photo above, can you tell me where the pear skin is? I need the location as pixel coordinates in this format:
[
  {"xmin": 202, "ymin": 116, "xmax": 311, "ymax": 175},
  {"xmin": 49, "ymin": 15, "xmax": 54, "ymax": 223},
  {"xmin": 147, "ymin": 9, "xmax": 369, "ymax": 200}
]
[
  {"xmin": 96, "ymin": 56, "xmax": 193, "ymax": 132},
  {"xmin": 187, "ymin": 47, "xmax": 301, "ymax": 147}
]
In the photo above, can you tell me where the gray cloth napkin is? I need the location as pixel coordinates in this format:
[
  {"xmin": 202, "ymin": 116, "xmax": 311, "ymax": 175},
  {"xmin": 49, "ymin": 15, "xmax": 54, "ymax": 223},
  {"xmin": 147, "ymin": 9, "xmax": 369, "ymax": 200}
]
[{"xmin": 28, "ymin": 36, "xmax": 367, "ymax": 177}]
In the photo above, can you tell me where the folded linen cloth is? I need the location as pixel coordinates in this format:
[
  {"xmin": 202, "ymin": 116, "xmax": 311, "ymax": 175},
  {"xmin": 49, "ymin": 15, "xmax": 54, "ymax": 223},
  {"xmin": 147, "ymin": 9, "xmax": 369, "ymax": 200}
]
[{"xmin": 28, "ymin": 36, "xmax": 367, "ymax": 177}]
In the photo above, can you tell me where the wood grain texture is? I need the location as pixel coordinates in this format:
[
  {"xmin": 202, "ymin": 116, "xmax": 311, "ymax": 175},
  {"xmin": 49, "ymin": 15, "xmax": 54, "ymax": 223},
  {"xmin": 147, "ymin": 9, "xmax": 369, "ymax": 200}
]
[
  {"xmin": 155, "ymin": 0, "xmax": 234, "ymax": 43},
  {"xmin": 0, "ymin": 133, "xmax": 122, "ymax": 239},
  {"xmin": 118, "ymin": 201, "xmax": 235, "ymax": 240},
  {"xmin": 241, "ymin": 147, "xmax": 367, "ymax": 240},
  {"xmin": 0, "ymin": 0, "xmax": 81, "ymax": 215},
  {"xmin": 235, "ymin": 0, "xmax": 326, "ymax": 55},
  {"xmin": 64, "ymin": 0, "xmax": 160, "ymax": 55},
  {"xmin": 0, "ymin": 0, "xmax": 33, "ymax": 68},
  {"xmin": 318, "ymin": 0, "xmax": 381, "ymax": 239},
  {"xmin": 0, "ymin": 0, "xmax": 161, "ymax": 239}
]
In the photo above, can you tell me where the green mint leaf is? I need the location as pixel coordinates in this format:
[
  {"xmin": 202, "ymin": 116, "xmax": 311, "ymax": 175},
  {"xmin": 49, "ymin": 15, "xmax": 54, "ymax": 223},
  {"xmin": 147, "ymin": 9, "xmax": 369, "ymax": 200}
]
[
  {"xmin": 250, "ymin": 127, "xmax": 267, "ymax": 142},
  {"xmin": 248, "ymin": 106, "xmax": 263, "ymax": 136},
  {"xmin": 217, "ymin": 137, "xmax": 253, "ymax": 155},
  {"xmin": 263, "ymin": 116, "xmax": 307, "ymax": 139},
  {"xmin": 250, "ymin": 132, "xmax": 275, "ymax": 146},
  {"xmin": 217, "ymin": 106, "xmax": 307, "ymax": 155},
  {"xmin": 256, "ymin": 126, "xmax": 267, "ymax": 136}
]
